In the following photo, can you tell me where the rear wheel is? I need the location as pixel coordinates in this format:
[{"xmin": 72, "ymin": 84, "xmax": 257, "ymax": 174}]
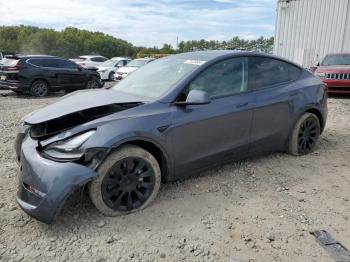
[
  {"xmin": 89, "ymin": 145, "xmax": 161, "ymax": 216},
  {"xmin": 287, "ymin": 113, "xmax": 321, "ymax": 156},
  {"xmin": 30, "ymin": 80, "xmax": 49, "ymax": 97}
]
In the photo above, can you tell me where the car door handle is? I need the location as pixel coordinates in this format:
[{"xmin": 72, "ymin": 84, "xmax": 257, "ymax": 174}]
[
  {"xmin": 289, "ymin": 91, "xmax": 298, "ymax": 97},
  {"xmin": 236, "ymin": 102, "xmax": 249, "ymax": 108}
]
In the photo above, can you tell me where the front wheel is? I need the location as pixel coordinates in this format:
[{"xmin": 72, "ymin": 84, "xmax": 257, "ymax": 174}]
[
  {"xmin": 108, "ymin": 71, "xmax": 115, "ymax": 81},
  {"xmin": 287, "ymin": 113, "xmax": 321, "ymax": 156},
  {"xmin": 89, "ymin": 145, "xmax": 161, "ymax": 216},
  {"xmin": 86, "ymin": 77, "xmax": 100, "ymax": 89}
]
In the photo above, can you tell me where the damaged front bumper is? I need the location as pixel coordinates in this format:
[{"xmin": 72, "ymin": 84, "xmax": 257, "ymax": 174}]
[{"xmin": 17, "ymin": 135, "xmax": 99, "ymax": 224}]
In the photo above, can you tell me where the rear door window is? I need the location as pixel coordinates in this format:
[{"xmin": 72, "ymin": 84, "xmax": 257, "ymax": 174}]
[{"xmin": 249, "ymin": 57, "xmax": 301, "ymax": 90}]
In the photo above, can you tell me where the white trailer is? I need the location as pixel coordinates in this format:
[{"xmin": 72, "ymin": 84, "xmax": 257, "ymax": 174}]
[{"xmin": 274, "ymin": 0, "xmax": 350, "ymax": 68}]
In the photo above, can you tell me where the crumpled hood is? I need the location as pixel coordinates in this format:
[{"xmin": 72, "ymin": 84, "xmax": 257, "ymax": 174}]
[
  {"xmin": 24, "ymin": 89, "xmax": 148, "ymax": 125},
  {"xmin": 117, "ymin": 66, "xmax": 138, "ymax": 74}
]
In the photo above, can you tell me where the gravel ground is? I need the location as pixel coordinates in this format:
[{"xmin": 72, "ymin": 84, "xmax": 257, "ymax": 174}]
[{"xmin": 0, "ymin": 86, "xmax": 349, "ymax": 262}]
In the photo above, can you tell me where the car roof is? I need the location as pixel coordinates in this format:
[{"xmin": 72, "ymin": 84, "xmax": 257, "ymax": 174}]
[
  {"xmin": 171, "ymin": 50, "xmax": 254, "ymax": 61},
  {"xmin": 79, "ymin": 55, "xmax": 106, "ymax": 58},
  {"xmin": 133, "ymin": 58, "xmax": 155, "ymax": 61},
  {"xmin": 8, "ymin": 55, "xmax": 60, "ymax": 60},
  {"xmin": 110, "ymin": 57, "xmax": 131, "ymax": 60},
  {"xmin": 169, "ymin": 50, "xmax": 302, "ymax": 69}
]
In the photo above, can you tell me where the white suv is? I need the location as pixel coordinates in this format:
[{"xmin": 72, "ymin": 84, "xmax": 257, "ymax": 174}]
[
  {"xmin": 71, "ymin": 55, "xmax": 108, "ymax": 68},
  {"xmin": 97, "ymin": 57, "xmax": 131, "ymax": 80},
  {"xmin": 115, "ymin": 58, "xmax": 155, "ymax": 80}
]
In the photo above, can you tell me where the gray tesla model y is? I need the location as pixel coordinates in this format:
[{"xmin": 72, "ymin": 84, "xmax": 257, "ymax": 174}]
[{"xmin": 15, "ymin": 50, "xmax": 327, "ymax": 223}]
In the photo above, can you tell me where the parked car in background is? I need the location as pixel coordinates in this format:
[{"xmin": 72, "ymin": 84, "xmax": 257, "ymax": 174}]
[
  {"xmin": 71, "ymin": 55, "xmax": 108, "ymax": 68},
  {"xmin": 115, "ymin": 58, "xmax": 154, "ymax": 80},
  {"xmin": 15, "ymin": 51, "xmax": 327, "ymax": 223},
  {"xmin": 0, "ymin": 55, "xmax": 103, "ymax": 97},
  {"xmin": 0, "ymin": 52, "xmax": 15, "ymax": 65},
  {"xmin": 97, "ymin": 57, "xmax": 131, "ymax": 80},
  {"xmin": 315, "ymin": 53, "xmax": 350, "ymax": 94}
]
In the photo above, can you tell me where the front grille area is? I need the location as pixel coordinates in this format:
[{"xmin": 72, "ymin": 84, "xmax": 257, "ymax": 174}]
[{"xmin": 326, "ymin": 73, "xmax": 350, "ymax": 80}]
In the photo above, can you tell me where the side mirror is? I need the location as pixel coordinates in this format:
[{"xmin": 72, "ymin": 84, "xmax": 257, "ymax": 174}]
[
  {"xmin": 175, "ymin": 90, "xmax": 211, "ymax": 106},
  {"xmin": 316, "ymin": 62, "xmax": 320, "ymax": 66}
]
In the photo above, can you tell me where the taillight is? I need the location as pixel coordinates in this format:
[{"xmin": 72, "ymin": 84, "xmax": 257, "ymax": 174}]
[{"xmin": 7, "ymin": 61, "xmax": 25, "ymax": 71}]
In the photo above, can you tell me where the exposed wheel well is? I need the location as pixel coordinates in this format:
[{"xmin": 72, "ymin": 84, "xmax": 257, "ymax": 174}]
[
  {"xmin": 305, "ymin": 108, "xmax": 324, "ymax": 133},
  {"xmin": 117, "ymin": 140, "xmax": 168, "ymax": 183}
]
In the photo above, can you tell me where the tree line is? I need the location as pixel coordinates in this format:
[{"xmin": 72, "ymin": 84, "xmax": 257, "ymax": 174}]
[{"xmin": 0, "ymin": 25, "xmax": 274, "ymax": 58}]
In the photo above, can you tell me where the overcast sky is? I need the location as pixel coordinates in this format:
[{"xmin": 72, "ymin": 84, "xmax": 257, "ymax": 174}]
[{"xmin": 0, "ymin": 0, "xmax": 276, "ymax": 47}]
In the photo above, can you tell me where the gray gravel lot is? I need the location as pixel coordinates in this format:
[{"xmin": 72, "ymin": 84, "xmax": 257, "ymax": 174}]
[{"xmin": 0, "ymin": 87, "xmax": 349, "ymax": 262}]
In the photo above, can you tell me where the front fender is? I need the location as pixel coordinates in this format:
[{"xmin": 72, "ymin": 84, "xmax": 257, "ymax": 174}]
[{"xmin": 17, "ymin": 135, "xmax": 98, "ymax": 224}]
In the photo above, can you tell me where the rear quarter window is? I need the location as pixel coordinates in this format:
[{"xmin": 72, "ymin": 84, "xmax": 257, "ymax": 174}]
[
  {"xmin": 27, "ymin": 59, "xmax": 44, "ymax": 67},
  {"xmin": 58, "ymin": 59, "xmax": 78, "ymax": 69}
]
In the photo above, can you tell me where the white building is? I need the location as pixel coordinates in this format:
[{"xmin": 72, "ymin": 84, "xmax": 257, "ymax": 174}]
[{"xmin": 274, "ymin": 0, "xmax": 350, "ymax": 67}]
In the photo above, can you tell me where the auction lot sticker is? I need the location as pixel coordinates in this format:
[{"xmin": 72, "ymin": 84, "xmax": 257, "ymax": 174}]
[{"xmin": 184, "ymin": 60, "xmax": 206, "ymax": 66}]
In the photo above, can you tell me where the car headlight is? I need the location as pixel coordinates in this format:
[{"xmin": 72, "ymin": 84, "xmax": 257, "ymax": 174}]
[
  {"xmin": 17, "ymin": 120, "xmax": 30, "ymax": 134},
  {"xmin": 315, "ymin": 72, "xmax": 327, "ymax": 79},
  {"xmin": 99, "ymin": 69, "xmax": 107, "ymax": 73},
  {"xmin": 43, "ymin": 130, "xmax": 96, "ymax": 160}
]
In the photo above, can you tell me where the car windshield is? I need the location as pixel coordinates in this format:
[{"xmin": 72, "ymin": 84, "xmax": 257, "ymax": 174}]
[
  {"xmin": 101, "ymin": 60, "xmax": 118, "ymax": 67},
  {"xmin": 112, "ymin": 56, "xmax": 203, "ymax": 99},
  {"xmin": 127, "ymin": 60, "xmax": 149, "ymax": 67},
  {"xmin": 322, "ymin": 54, "xmax": 350, "ymax": 66}
]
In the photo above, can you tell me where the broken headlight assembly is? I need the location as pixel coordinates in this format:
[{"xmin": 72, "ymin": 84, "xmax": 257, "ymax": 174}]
[{"xmin": 42, "ymin": 130, "xmax": 96, "ymax": 161}]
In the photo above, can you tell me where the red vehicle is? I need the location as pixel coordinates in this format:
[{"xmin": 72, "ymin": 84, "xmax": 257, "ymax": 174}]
[{"xmin": 315, "ymin": 53, "xmax": 350, "ymax": 94}]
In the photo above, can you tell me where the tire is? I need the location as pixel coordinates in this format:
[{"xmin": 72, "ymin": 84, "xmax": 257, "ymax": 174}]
[
  {"xmin": 86, "ymin": 77, "xmax": 100, "ymax": 89},
  {"xmin": 89, "ymin": 145, "xmax": 161, "ymax": 216},
  {"xmin": 287, "ymin": 113, "xmax": 321, "ymax": 156},
  {"xmin": 108, "ymin": 71, "xmax": 115, "ymax": 81},
  {"xmin": 30, "ymin": 80, "xmax": 49, "ymax": 97}
]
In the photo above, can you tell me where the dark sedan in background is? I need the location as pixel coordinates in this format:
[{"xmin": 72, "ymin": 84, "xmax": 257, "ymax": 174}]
[
  {"xmin": 0, "ymin": 55, "xmax": 103, "ymax": 97},
  {"xmin": 15, "ymin": 50, "xmax": 327, "ymax": 223}
]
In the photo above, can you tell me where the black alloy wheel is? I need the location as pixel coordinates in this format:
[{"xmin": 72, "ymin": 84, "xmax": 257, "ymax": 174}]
[
  {"xmin": 297, "ymin": 116, "xmax": 320, "ymax": 154},
  {"xmin": 89, "ymin": 145, "xmax": 161, "ymax": 216},
  {"xmin": 101, "ymin": 157, "xmax": 155, "ymax": 211},
  {"xmin": 86, "ymin": 78, "xmax": 100, "ymax": 89},
  {"xmin": 30, "ymin": 80, "xmax": 49, "ymax": 97}
]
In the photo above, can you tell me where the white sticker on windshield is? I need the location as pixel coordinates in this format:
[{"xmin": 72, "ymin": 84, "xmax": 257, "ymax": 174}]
[{"xmin": 184, "ymin": 60, "xmax": 206, "ymax": 66}]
